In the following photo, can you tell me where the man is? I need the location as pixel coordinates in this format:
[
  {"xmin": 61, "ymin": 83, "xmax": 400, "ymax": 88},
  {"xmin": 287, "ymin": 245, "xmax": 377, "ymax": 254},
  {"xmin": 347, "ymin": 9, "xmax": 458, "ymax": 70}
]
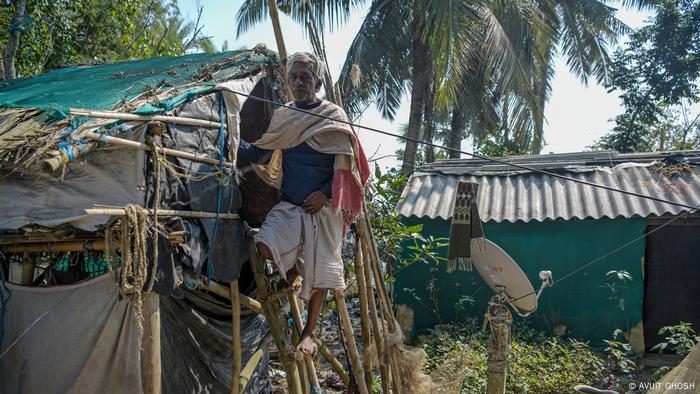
[{"xmin": 238, "ymin": 52, "xmax": 369, "ymax": 356}]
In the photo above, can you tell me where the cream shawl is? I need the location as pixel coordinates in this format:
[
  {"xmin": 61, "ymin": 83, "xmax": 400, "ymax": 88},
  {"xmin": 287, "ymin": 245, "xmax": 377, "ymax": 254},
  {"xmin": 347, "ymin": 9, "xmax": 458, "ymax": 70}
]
[{"xmin": 251, "ymin": 100, "xmax": 369, "ymax": 232}]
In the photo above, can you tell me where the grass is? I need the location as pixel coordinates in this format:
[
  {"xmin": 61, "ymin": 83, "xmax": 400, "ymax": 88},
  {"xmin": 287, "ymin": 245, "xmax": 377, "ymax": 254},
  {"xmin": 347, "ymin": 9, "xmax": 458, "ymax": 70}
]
[{"xmin": 420, "ymin": 318, "xmax": 607, "ymax": 394}]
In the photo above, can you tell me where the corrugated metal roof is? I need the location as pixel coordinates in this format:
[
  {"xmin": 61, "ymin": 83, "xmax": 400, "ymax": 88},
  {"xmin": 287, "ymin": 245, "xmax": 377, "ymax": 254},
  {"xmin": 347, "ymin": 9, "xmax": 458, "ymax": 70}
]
[{"xmin": 395, "ymin": 151, "xmax": 700, "ymax": 222}]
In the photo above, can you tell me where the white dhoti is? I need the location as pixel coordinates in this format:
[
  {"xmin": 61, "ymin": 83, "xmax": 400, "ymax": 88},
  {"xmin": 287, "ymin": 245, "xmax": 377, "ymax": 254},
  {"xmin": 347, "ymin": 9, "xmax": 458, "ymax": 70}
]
[{"xmin": 254, "ymin": 201, "xmax": 346, "ymax": 300}]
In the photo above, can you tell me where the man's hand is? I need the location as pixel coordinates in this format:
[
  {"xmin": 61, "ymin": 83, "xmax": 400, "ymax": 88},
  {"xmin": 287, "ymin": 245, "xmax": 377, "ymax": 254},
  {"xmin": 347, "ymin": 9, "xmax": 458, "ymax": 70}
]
[{"xmin": 303, "ymin": 191, "xmax": 328, "ymax": 214}]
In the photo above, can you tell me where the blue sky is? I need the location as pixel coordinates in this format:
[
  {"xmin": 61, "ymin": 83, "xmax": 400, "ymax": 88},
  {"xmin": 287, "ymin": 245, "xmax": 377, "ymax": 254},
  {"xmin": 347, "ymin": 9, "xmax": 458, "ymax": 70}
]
[{"xmin": 178, "ymin": 1, "xmax": 655, "ymax": 167}]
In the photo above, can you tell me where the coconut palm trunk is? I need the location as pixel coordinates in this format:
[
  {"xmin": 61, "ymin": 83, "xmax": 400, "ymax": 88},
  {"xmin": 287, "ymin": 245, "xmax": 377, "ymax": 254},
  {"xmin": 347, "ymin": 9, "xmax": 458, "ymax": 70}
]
[
  {"xmin": 402, "ymin": 29, "xmax": 431, "ymax": 175},
  {"xmin": 448, "ymin": 104, "xmax": 466, "ymax": 159}
]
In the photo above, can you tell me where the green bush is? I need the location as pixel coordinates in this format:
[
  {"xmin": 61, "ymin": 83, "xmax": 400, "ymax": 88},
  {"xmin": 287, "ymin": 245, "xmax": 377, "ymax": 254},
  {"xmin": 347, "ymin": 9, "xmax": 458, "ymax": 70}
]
[{"xmin": 421, "ymin": 321, "xmax": 606, "ymax": 394}]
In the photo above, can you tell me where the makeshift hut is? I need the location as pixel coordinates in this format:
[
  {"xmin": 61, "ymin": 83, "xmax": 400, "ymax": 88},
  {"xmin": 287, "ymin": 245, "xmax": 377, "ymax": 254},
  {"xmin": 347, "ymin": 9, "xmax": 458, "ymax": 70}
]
[
  {"xmin": 0, "ymin": 46, "xmax": 286, "ymax": 393},
  {"xmin": 395, "ymin": 151, "xmax": 700, "ymax": 351}
]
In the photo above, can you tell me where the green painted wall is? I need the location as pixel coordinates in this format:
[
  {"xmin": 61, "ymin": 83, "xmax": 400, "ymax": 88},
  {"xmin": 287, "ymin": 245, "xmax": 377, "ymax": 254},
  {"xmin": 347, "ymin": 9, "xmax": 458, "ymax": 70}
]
[{"xmin": 395, "ymin": 217, "xmax": 646, "ymax": 347}]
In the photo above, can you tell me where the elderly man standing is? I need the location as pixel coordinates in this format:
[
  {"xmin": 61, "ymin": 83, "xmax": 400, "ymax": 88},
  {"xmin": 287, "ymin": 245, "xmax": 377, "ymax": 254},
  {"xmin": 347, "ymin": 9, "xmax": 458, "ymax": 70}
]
[{"xmin": 238, "ymin": 52, "xmax": 369, "ymax": 355}]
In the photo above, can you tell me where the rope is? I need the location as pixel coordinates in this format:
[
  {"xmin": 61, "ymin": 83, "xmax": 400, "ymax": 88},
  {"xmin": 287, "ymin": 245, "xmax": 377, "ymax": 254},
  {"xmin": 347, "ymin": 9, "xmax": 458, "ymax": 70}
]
[
  {"xmin": 227, "ymin": 90, "xmax": 699, "ymax": 211},
  {"xmin": 104, "ymin": 204, "xmax": 151, "ymax": 344}
]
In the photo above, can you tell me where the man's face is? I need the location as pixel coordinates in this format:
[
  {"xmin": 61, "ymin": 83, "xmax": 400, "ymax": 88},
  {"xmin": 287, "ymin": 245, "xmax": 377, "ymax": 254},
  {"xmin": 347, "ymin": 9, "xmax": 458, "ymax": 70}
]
[{"xmin": 288, "ymin": 61, "xmax": 322, "ymax": 104}]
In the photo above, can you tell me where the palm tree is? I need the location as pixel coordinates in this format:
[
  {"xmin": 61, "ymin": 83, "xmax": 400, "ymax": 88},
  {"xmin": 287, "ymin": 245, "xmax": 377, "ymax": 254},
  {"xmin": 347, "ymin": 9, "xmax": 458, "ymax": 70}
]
[
  {"xmin": 235, "ymin": 0, "xmax": 367, "ymax": 104},
  {"xmin": 339, "ymin": 0, "xmax": 656, "ymax": 173}
]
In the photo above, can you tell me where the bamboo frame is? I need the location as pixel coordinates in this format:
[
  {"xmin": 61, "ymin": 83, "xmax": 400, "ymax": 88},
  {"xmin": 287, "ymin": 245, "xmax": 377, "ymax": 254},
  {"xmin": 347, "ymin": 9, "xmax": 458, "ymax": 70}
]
[
  {"xmin": 266, "ymin": 0, "xmax": 288, "ymax": 64},
  {"xmin": 353, "ymin": 243, "xmax": 374, "ymax": 390},
  {"xmin": 360, "ymin": 235, "xmax": 391, "ymax": 393},
  {"xmin": 70, "ymin": 108, "xmax": 222, "ymax": 128},
  {"xmin": 2, "ymin": 240, "xmax": 105, "ymax": 253},
  {"xmin": 202, "ymin": 279, "xmax": 262, "ymax": 314},
  {"xmin": 246, "ymin": 239, "xmax": 304, "ymax": 394},
  {"xmin": 85, "ymin": 207, "xmax": 239, "ymax": 220},
  {"xmin": 315, "ymin": 337, "xmax": 350, "ymax": 386},
  {"xmin": 238, "ymin": 333, "xmax": 273, "ymax": 392},
  {"xmin": 334, "ymin": 289, "xmax": 369, "ymax": 394},
  {"xmin": 288, "ymin": 292, "xmax": 321, "ymax": 392},
  {"xmin": 230, "ymin": 280, "xmax": 241, "ymax": 394},
  {"xmin": 358, "ymin": 218, "xmax": 400, "ymax": 393},
  {"xmin": 83, "ymin": 132, "xmax": 236, "ymax": 168}
]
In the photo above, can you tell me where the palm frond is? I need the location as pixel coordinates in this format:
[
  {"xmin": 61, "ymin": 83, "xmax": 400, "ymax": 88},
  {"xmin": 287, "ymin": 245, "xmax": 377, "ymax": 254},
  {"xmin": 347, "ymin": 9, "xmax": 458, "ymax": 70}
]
[
  {"xmin": 338, "ymin": 0, "xmax": 411, "ymax": 119},
  {"xmin": 235, "ymin": 0, "xmax": 267, "ymax": 38}
]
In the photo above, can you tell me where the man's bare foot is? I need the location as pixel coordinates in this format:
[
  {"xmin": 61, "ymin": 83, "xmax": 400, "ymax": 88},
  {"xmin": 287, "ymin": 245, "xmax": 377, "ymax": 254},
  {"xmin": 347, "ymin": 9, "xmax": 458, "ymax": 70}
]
[{"xmin": 297, "ymin": 335, "xmax": 317, "ymax": 356}]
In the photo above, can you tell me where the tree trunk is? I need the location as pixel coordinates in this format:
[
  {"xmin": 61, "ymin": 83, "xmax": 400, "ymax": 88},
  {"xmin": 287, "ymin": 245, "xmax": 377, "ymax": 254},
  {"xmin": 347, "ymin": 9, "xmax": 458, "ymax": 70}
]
[
  {"xmin": 423, "ymin": 74, "xmax": 436, "ymax": 163},
  {"xmin": 3, "ymin": 0, "xmax": 27, "ymax": 80},
  {"xmin": 448, "ymin": 104, "xmax": 466, "ymax": 159},
  {"xmin": 401, "ymin": 23, "xmax": 430, "ymax": 175}
]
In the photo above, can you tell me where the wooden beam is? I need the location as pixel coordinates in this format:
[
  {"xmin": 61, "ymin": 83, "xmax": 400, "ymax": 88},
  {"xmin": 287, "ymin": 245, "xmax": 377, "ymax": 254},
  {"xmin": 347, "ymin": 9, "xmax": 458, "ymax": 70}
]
[
  {"xmin": 288, "ymin": 292, "xmax": 321, "ymax": 392},
  {"xmin": 266, "ymin": 0, "xmax": 288, "ymax": 64},
  {"xmin": 70, "ymin": 108, "xmax": 222, "ymax": 128},
  {"xmin": 335, "ymin": 290, "xmax": 369, "ymax": 394},
  {"xmin": 85, "ymin": 207, "xmax": 239, "ymax": 220},
  {"xmin": 238, "ymin": 334, "xmax": 273, "ymax": 392},
  {"xmin": 230, "ymin": 280, "xmax": 241, "ymax": 394},
  {"xmin": 83, "ymin": 132, "xmax": 236, "ymax": 168}
]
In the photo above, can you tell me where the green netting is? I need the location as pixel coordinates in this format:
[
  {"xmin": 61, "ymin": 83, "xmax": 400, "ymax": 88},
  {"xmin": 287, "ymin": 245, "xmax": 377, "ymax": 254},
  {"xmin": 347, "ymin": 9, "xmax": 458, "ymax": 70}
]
[{"xmin": 0, "ymin": 48, "xmax": 279, "ymax": 119}]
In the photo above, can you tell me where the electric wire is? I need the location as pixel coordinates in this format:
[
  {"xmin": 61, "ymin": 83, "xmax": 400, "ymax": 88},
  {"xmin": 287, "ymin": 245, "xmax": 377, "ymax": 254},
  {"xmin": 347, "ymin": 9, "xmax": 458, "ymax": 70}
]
[
  {"xmin": 229, "ymin": 90, "xmax": 699, "ymax": 211},
  {"xmin": 227, "ymin": 90, "xmax": 700, "ymax": 303}
]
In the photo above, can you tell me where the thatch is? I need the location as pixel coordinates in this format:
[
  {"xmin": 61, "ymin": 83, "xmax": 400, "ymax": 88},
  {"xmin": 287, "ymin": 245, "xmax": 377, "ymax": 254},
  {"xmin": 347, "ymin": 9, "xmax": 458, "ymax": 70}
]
[{"xmin": 0, "ymin": 45, "xmax": 279, "ymax": 169}]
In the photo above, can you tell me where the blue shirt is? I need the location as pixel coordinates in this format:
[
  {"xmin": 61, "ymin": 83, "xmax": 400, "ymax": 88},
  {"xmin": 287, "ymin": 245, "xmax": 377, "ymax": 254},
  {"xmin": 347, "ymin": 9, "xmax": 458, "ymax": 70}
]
[{"xmin": 238, "ymin": 101, "xmax": 335, "ymax": 206}]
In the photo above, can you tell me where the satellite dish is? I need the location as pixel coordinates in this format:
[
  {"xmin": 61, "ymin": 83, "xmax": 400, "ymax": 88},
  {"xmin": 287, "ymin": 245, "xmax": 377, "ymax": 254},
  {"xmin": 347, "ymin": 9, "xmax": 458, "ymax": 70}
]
[{"xmin": 470, "ymin": 238, "xmax": 550, "ymax": 316}]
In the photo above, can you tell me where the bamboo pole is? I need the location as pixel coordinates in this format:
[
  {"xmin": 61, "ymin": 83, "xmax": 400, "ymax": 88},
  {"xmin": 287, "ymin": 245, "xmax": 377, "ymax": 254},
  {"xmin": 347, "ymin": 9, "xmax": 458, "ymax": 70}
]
[
  {"xmin": 83, "ymin": 132, "xmax": 236, "ymax": 168},
  {"xmin": 70, "ymin": 108, "xmax": 222, "ymax": 128},
  {"xmin": 288, "ymin": 293, "xmax": 321, "ymax": 392},
  {"xmin": 85, "ymin": 207, "xmax": 239, "ymax": 220},
  {"xmin": 357, "ymin": 220, "xmax": 401, "ymax": 393},
  {"xmin": 230, "ymin": 280, "xmax": 241, "ymax": 394},
  {"xmin": 266, "ymin": 0, "xmax": 288, "ymax": 64},
  {"xmin": 246, "ymin": 239, "xmax": 304, "ymax": 394},
  {"xmin": 353, "ymin": 243, "xmax": 374, "ymax": 390},
  {"xmin": 360, "ymin": 236, "xmax": 391, "ymax": 393},
  {"xmin": 3, "ymin": 240, "xmax": 105, "ymax": 253},
  {"xmin": 315, "ymin": 337, "xmax": 350, "ymax": 386},
  {"xmin": 238, "ymin": 333, "xmax": 273, "ymax": 393},
  {"xmin": 201, "ymin": 279, "xmax": 262, "ymax": 314},
  {"xmin": 334, "ymin": 289, "xmax": 370, "ymax": 394},
  {"xmin": 140, "ymin": 292, "xmax": 162, "ymax": 394}
]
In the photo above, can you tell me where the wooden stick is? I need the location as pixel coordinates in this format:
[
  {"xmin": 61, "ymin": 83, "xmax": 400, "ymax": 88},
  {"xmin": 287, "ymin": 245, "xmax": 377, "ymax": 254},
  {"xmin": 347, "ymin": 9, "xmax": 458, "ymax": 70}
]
[
  {"xmin": 70, "ymin": 108, "xmax": 222, "ymax": 128},
  {"xmin": 230, "ymin": 280, "xmax": 241, "ymax": 394},
  {"xmin": 315, "ymin": 337, "xmax": 350, "ymax": 386},
  {"xmin": 288, "ymin": 293, "xmax": 321, "ymax": 392},
  {"xmin": 247, "ymin": 240, "xmax": 304, "ymax": 394},
  {"xmin": 84, "ymin": 132, "xmax": 236, "ymax": 168},
  {"xmin": 140, "ymin": 292, "xmax": 162, "ymax": 394},
  {"xmin": 334, "ymin": 289, "xmax": 370, "ymax": 394},
  {"xmin": 353, "ymin": 243, "xmax": 374, "ymax": 390},
  {"xmin": 266, "ymin": 0, "xmax": 288, "ymax": 64},
  {"xmin": 85, "ymin": 207, "xmax": 239, "ymax": 220},
  {"xmin": 360, "ymin": 237, "xmax": 391, "ymax": 393},
  {"xmin": 201, "ymin": 279, "xmax": 263, "ymax": 314},
  {"xmin": 358, "ymin": 218, "xmax": 395, "ymax": 328},
  {"xmin": 3, "ymin": 240, "xmax": 105, "ymax": 253},
  {"xmin": 239, "ymin": 333, "xmax": 273, "ymax": 393}
]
